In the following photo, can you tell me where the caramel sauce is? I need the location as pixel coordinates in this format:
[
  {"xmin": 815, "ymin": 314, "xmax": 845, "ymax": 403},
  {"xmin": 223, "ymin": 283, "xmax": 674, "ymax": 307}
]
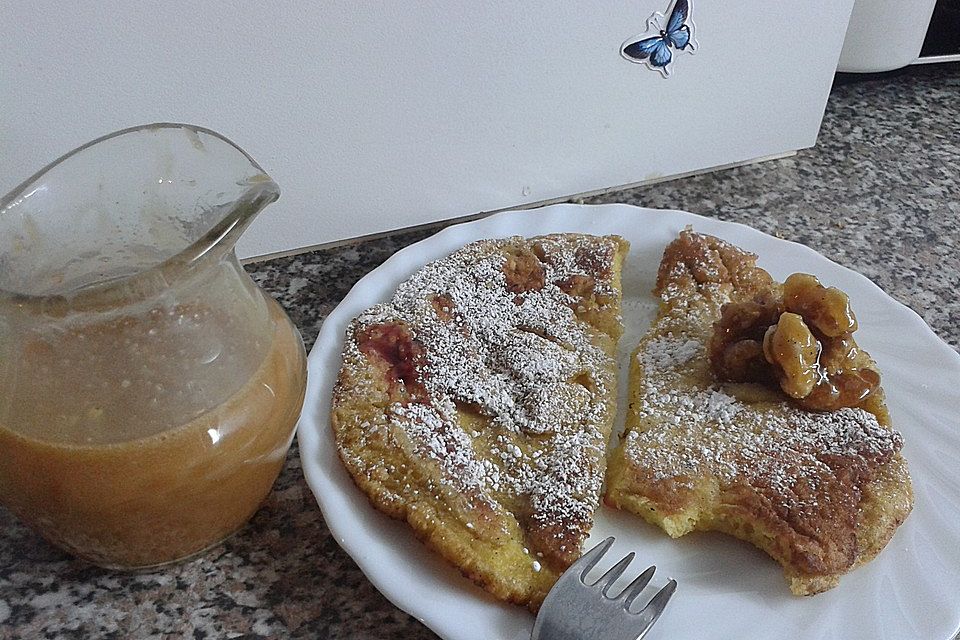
[
  {"xmin": 710, "ymin": 273, "xmax": 880, "ymax": 411},
  {"xmin": 0, "ymin": 300, "xmax": 305, "ymax": 568}
]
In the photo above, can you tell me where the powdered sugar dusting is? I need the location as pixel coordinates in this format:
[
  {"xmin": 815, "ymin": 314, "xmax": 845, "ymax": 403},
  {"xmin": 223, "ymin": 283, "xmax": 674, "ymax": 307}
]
[
  {"xmin": 627, "ymin": 320, "xmax": 902, "ymax": 510},
  {"xmin": 389, "ymin": 399, "xmax": 490, "ymax": 498},
  {"xmin": 639, "ymin": 336, "xmax": 702, "ymax": 373},
  {"xmin": 343, "ymin": 235, "xmax": 622, "ymax": 552}
]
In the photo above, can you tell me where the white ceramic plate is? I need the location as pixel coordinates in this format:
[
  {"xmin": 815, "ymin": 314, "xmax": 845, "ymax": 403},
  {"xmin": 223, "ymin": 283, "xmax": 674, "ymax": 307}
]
[{"xmin": 297, "ymin": 203, "xmax": 960, "ymax": 640}]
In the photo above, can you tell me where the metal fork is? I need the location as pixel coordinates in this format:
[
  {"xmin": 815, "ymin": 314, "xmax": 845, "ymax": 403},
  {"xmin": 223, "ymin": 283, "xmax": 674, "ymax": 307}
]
[{"xmin": 530, "ymin": 537, "xmax": 677, "ymax": 640}]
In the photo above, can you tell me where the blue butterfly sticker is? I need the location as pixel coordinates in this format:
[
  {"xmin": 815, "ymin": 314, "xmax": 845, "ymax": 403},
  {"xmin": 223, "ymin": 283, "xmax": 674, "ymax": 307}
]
[{"xmin": 621, "ymin": 0, "xmax": 697, "ymax": 77}]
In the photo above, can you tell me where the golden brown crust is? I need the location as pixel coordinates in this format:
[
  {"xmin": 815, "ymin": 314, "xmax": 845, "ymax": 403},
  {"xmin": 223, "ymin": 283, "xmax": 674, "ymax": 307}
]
[
  {"xmin": 606, "ymin": 228, "xmax": 913, "ymax": 595},
  {"xmin": 332, "ymin": 234, "xmax": 628, "ymax": 610}
]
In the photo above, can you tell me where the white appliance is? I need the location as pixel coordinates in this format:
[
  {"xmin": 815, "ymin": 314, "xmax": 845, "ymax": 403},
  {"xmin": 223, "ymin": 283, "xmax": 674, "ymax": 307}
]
[
  {"xmin": 1, "ymin": 1, "xmax": 856, "ymax": 259},
  {"xmin": 838, "ymin": 0, "xmax": 939, "ymax": 72}
]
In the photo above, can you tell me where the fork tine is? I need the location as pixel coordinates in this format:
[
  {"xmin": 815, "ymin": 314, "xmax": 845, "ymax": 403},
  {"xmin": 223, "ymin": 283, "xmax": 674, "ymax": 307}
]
[
  {"xmin": 595, "ymin": 552, "xmax": 635, "ymax": 597},
  {"xmin": 621, "ymin": 565, "xmax": 657, "ymax": 609},
  {"xmin": 533, "ymin": 540, "xmax": 678, "ymax": 640},
  {"xmin": 635, "ymin": 579, "xmax": 678, "ymax": 639},
  {"xmin": 566, "ymin": 536, "xmax": 615, "ymax": 582}
]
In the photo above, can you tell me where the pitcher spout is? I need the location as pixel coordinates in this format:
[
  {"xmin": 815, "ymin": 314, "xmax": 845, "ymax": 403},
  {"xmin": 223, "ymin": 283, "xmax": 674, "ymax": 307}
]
[{"xmin": 0, "ymin": 123, "xmax": 280, "ymax": 311}]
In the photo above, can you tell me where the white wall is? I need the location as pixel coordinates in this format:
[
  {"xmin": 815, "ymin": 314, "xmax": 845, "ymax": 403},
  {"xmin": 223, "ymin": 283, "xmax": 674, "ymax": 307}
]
[{"xmin": 1, "ymin": 1, "xmax": 854, "ymax": 259}]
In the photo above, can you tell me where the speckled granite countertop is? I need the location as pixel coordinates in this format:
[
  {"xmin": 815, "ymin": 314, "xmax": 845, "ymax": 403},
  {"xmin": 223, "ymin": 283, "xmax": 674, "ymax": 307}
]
[{"xmin": 2, "ymin": 64, "xmax": 958, "ymax": 639}]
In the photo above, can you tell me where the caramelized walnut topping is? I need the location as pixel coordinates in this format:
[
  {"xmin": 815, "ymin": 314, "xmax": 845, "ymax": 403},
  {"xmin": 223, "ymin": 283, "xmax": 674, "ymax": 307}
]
[
  {"xmin": 710, "ymin": 273, "xmax": 880, "ymax": 411},
  {"xmin": 709, "ymin": 292, "xmax": 783, "ymax": 382},
  {"xmin": 762, "ymin": 312, "xmax": 821, "ymax": 399},
  {"xmin": 795, "ymin": 366, "xmax": 880, "ymax": 411},
  {"xmin": 783, "ymin": 273, "xmax": 857, "ymax": 337}
]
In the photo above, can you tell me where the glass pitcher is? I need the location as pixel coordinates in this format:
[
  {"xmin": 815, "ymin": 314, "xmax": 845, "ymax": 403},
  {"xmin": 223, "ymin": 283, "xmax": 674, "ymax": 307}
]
[{"xmin": 0, "ymin": 123, "xmax": 307, "ymax": 569}]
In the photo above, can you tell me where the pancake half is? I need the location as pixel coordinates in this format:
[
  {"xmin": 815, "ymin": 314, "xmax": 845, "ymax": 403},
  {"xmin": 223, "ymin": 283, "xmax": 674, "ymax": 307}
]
[
  {"xmin": 332, "ymin": 234, "xmax": 628, "ymax": 609},
  {"xmin": 605, "ymin": 229, "xmax": 912, "ymax": 595}
]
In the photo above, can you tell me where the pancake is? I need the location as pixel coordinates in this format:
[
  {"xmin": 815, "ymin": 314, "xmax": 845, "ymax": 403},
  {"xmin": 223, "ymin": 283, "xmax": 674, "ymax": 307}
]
[
  {"xmin": 605, "ymin": 229, "xmax": 912, "ymax": 595},
  {"xmin": 332, "ymin": 233, "xmax": 628, "ymax": 609}
]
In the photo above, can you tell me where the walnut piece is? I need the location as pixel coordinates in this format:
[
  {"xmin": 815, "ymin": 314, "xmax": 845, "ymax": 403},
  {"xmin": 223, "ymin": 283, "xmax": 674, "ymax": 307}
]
[
  {"xmin": 710, "ymin": 273, "xmax": 880, "ymax": 411},
  {"xmin": 709, "ymin": 292, "xmax": 783, "ymax": 382},
  {"xmin": 762, "ymin": 312, "xmax": 820, "ymax": 399},
  {"xmin": 783, "ymin": 273, "xmax": 857, "ymax": 337}
]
